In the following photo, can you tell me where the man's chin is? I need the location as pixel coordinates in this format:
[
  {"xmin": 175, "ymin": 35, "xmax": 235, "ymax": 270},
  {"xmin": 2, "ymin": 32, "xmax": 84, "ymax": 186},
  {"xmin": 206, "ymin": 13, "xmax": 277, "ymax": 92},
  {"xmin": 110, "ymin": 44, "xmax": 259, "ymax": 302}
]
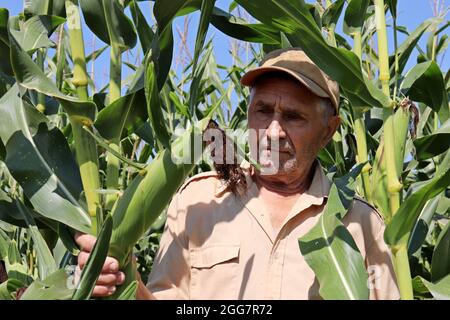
[{"xmin": 257, "ymin": 159, "xmax": 293, "ymax": 176}]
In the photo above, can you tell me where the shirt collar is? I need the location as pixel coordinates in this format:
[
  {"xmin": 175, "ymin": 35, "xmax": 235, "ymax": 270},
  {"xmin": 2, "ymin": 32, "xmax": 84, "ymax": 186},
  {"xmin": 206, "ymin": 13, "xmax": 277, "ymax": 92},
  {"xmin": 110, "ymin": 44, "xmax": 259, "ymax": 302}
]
[{"xmin": 214, "ymin": 159, "xmax": 331, "ymax": 201}]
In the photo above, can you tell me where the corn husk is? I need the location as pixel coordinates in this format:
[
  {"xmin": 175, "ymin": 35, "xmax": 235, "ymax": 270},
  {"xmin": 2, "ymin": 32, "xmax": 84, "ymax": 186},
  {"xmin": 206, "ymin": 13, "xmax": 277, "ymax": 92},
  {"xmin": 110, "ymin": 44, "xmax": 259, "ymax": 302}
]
[{"xmin": 108, "ymin": 118, "xmax": 210, "ymax": 267}]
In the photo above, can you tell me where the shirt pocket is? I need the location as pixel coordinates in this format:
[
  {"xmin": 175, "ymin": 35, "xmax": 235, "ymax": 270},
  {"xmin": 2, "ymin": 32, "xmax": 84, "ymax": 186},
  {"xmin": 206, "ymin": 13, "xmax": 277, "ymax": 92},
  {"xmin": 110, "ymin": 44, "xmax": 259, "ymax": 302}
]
[{"xmin": 189, "ymin": 244, "xmax": 240, "ymax": 299}]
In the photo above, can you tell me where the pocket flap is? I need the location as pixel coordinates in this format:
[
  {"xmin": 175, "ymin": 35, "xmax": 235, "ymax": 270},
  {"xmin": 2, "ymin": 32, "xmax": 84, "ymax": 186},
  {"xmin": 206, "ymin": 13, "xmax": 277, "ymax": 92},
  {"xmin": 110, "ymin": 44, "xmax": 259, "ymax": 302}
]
[{"xmin": 190, "ymin": 245, "xmax": 240, "ymax": 269}]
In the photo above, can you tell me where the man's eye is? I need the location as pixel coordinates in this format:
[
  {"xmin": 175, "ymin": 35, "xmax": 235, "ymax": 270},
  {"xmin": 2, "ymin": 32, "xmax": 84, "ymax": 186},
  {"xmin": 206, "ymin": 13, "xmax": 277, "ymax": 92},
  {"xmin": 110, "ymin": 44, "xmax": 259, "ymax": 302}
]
[
  {"xmin": 284, "ymin": 112, "xmax": 302, "ymax": 120},
  {"xmin": 257, "ymin": 108, "xmax": 272, "ymax": 114}
]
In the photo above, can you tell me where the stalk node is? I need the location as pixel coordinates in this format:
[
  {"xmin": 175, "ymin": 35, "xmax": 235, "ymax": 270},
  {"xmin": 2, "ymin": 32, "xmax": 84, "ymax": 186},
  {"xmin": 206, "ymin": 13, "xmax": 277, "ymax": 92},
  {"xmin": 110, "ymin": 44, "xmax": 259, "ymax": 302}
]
[
  {"xmin": 36, "ymin": 104, "xmax": 46, "ymax": 113},
  {"xmin": 81, "ymin": 120, "xmax": 93, "ymax": 127},
  {"xmin": 138, "ymin": 169, "xmax": 148, "ymax": 176},
  {"xmin": 72, "ymin": 78, "xmax": 88, "ymax": 87},
  {"xmin": 388, "ymin": 181, "xmax": 403, "ymax": 194},
  {"xmin": 362, "ymin": 162, "xmax": 372, "ymax": 173}
]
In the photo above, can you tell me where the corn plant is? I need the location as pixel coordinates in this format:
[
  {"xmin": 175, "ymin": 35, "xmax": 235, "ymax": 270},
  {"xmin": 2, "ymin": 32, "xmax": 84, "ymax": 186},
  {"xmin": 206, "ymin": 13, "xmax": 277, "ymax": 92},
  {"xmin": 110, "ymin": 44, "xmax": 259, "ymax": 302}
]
[{"xmin": 0, "ymin": 0, "xmax": 449, "ymax": 300}]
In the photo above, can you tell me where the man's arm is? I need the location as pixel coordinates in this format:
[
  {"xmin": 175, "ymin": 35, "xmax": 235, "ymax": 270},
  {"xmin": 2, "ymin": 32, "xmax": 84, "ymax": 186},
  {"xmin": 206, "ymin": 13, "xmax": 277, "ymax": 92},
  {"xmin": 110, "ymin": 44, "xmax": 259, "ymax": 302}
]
[
  {"xmin": 136, "ymin": 279, "xmax": 156, "ymax": 300},
  {"xmin": 365, "ymin": 224, "xmax": 400, "ymax": 300},
  {"xmin": 145, "ymin": 192, "xmax": 191, "ymax": 299}
]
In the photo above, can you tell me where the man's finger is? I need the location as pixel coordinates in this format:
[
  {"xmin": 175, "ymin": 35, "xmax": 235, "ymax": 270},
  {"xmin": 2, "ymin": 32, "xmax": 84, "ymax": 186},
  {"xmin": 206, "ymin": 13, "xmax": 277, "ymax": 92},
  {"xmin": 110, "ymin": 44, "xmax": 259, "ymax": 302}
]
[
  {"xmin": 96, "ymin": 272, "xmax": 125, "ymax": 286},
  {"xmin": 78, "ymin": 252, "xmax": 120, "ymax": 273},
  {"xmin": 74, "ymin": 233, "xmax": 97, "ymax": 252},
  {"xmin": 92, "ymin": 285, "xmax": 116, "ymax": 297}
]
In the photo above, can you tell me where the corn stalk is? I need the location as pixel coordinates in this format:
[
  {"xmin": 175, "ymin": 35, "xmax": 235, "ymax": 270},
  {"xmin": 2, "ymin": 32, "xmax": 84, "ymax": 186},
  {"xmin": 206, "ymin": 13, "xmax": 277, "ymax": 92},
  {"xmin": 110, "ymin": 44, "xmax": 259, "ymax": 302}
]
[
  {"xmin": 65, "ymin": 0, "xmax": 102, "ymax": 234},
  {"xmin": 374, "ymin": 0, "xmax": 413, "ymax": 300},
  {"xmin": 104, "ymin": 6, "xmax": 123, "ymax": 211},
  {"xmin": 352, "ymin": 30, "xmax": 372, "ymax": 203}
]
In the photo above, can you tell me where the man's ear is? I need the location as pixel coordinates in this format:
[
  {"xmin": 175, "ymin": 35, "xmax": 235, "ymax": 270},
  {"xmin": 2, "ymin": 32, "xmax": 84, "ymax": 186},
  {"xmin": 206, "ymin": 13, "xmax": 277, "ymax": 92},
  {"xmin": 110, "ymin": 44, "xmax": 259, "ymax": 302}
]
[{"xmin": 320, "ymin": 115, "xmax": 341, "ymax": 148}]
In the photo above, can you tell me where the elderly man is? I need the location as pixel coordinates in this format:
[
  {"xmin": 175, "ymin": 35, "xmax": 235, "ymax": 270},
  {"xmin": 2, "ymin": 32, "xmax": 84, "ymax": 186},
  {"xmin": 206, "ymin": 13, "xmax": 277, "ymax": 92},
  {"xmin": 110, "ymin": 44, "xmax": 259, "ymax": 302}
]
[{"xmin": 76, "ymin": 48, "xmax": 400, "ymax": 300}]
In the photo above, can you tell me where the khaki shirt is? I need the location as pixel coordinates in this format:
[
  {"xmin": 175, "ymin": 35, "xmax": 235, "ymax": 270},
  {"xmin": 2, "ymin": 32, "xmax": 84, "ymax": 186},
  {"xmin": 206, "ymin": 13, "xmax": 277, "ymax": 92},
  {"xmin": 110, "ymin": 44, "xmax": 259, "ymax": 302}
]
[{"xmin": 147, "ymin": 161, "xmax": 400, "ymax": 300}]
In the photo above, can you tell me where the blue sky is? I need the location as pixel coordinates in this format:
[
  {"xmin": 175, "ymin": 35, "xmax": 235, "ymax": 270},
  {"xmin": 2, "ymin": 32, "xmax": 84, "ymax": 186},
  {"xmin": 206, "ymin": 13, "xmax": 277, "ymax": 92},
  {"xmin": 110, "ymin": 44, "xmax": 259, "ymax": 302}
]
[{"xmin": 2, "ymin": 0, "xmax": 449, "ymax": 93}]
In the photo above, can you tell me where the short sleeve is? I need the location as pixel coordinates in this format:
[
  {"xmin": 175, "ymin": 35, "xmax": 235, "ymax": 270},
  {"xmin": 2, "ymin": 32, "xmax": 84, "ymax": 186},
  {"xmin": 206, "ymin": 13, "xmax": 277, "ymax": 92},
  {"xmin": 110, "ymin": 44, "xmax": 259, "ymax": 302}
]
[
  {"xmin": 146, "ymin": 193, "xmax": 191, "ymax": 299},
  {"xmin": 365, "ymin": 222, "xmax": 400, "ymax": 300}
]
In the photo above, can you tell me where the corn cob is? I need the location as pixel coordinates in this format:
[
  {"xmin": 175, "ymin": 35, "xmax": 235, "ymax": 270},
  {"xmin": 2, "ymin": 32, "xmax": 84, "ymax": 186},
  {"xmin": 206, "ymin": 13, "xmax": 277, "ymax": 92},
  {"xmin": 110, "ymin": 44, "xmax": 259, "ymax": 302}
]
[{"xmin": 108, "ymin": 117, "xmax": 211, "ymax": 267}]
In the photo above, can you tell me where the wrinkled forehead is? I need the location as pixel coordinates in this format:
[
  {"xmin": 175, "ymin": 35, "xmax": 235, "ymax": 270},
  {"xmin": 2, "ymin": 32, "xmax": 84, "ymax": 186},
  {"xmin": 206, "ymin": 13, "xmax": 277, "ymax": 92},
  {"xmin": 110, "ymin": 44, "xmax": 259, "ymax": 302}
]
[{"xmin": 248, "ymin": 79, "xmax": 319, "ymax": 109}]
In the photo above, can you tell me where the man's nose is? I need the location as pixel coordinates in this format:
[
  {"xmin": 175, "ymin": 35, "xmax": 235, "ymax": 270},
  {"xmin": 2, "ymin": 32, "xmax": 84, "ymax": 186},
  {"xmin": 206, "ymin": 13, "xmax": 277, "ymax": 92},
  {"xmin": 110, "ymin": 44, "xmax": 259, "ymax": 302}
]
[{"xmin": 266, "ymin": 119, "xmax": 286, "ymax": 140}]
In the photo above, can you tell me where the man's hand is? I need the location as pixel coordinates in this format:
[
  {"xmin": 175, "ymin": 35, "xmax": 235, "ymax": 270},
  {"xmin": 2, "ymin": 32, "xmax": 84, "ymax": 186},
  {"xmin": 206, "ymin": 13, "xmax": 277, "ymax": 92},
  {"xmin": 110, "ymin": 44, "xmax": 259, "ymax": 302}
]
[{"xmin": 74, "ymin": 232, "xmax": 125, "ymax": 297}]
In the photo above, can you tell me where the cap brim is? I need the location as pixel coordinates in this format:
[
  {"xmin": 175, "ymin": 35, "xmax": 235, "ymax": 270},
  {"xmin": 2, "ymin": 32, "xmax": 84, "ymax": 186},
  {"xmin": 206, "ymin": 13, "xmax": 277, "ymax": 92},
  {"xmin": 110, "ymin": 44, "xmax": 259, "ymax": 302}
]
[{"xmin": 240, "ymin": 66, "xmax": 329, "ymax": 99}]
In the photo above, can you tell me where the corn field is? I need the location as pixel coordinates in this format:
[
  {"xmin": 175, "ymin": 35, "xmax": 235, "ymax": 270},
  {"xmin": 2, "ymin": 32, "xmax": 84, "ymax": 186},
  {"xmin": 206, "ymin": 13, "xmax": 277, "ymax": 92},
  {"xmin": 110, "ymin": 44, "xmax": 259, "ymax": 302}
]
[{"xmin": 0, "ymin": 0, "xmax": 449, "ymax": 300}]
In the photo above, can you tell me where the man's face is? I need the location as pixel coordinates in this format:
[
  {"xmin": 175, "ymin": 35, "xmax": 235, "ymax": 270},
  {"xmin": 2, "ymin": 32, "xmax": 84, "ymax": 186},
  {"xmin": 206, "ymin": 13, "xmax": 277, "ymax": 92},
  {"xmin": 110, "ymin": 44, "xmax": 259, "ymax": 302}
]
[{"xmin": 247, "ymin": 75, "xmax": 339, "ymax": 179}]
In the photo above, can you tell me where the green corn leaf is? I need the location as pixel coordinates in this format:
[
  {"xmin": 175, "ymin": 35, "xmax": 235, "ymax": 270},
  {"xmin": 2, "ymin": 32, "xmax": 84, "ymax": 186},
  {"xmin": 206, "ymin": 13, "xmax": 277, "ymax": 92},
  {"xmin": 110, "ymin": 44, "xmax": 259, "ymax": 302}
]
[
  {"xmin": 152, "ymin": 0, "xmax": 193, "ymax": 88},
  {"xmin": 435, "ymin": 34, "xmax": 449, "ymax": 58},
  {"xmin": 0, "ymin": 8, "xmax": 12, "ymax": 76},
  {"xmin": 20, "ymin": 269, "xmax": 74, "ymax": 300},
  {"xmin": 0, "ymin": 8, "xmax": 8, "ymax": 42},
  {"xmin": 0, "ymin": 229, "xmax": 9, "ymax": 260},
  {"xmin": 412, "ymin": 276, "xmax": 431, "ymax": 298},
  {"xmin": 125, "ymin": 61, "xmax": 146, "ymax": 95},
  {"xmin": 135, "ymin": 121, "xmax": 155, "ymax": 146},
  {"xmin": 210, "ymin": 7, "xmax": 280, "ymax": 44},
  {"xmin": 95, "ymin": 89, "xmax": 147, "ymax": 141},
  {"xmin": 388, "ymin": 18, "xmax": 439, "ymax": 80},
  {"xmin": 79, "ymin": 0, "xmax": 137, "ymax": 51},
  {"xmin": 322, "ymin": 0, "xmax": 344, "ymax": 30},
  {"xmin": 72, "ymin": 214, "xmax": 113, "ymax": 300},
  {"xmin": 15, "ymin": 199, "xmax": 57, "ymax": 279},
  {"xmin": 169, "ymin": 92, "xmax": 190, "ymax": 118},
  {"xmin": 0, "ymin": 278, "xmax": 24, "ymax": 300},
  {"xmin": 156, "ymin": 0, "xmax": 281, "ymax": 45},
  {"xmin": 192, "ymin": 0, "xmax": 215, "ymax": 76},
  {"xmin": 431, "ymin": 220, "xmax": 450, "ymax": 282},
  {"xmin": 343, "ymin": 0, "xmax": 369, "ymax": 35},
  {"xmin": 57, "ymin": 223, "xmax": 80, "ymax": 255},
  {"xmin": 298, "ymin": 164, "xmax": 369, "ymax": 300},
  {"xmin": 408, "ymin": 194, "xmax": 441, "ymax": 255},
  {"xmin": 117, "ymin": 280, "xmax": 138, "ymax": 300},
  {"xmin": 9, "ymin": 29, "xmax": 96, "ymax": 124},
  {"xmin": 0, "ymin": 138, "xmax": 5, "ymax": 160},
  {"xmin": 86, "ymin": 45, "xmax": 108, "ymax": 64},
  {"xmin": 414, "ymin": 117, "xmax": 450, "ymax": 161},
  {"xmin": 10, "ymin": 15, "xmax": 65, "ymax": 53},
  {"xmin": 385, "ymin": 150, "xmax": 450, "ymax": 247},
  {"xmin": 386, "ymin": 0, "xmax": 398, "ymax": 18},
  {"xmin": 156, "ymin": 25, "xmax": 174, "ymax": 90},
  {"xmin": 0, "ymin": 85, "xmax": 91, "ymax": 233},
  {"xmin": 102, "ymin": 0, "xmax": 137, "ymax": 52},
  {"xmin": 24, "ymin": 0, "xmax": 66, "ymax": 17},
  {"xmin": 189, "ymin": 43, "xmax": 213, "ymax": 116},
  {"xmin": 83, "ymin": 126, "xmax": 146, "ymax": 170},
  {"xmin": 129, "ymin": 0, "xmax": 154, "ymax": 54},
  {"xmin": 79, "ymin": 0, "xmax": 111, "ymax": 45},
  {"xmin": 401, "ymin": 61, "xmax": 449, "ymax": 123},
  {"xmin": 235, "ymin": 0, "xmax": 390, "ymax": 110},
  {"xmin": 0, "ymin": 190, "xmax": 31, "ymax": 228},
  {"xmin": 153, "ymin": 0, "xmax": 188, "ymax": 33},
  {"xmin": 176, "ymin": 0, "xmax": 204, "ymax": 17},
  {"xmin": 419, "ymin": 274, "xmax": 450, "ymax": 300},
  {"xmin": 145, "ymin": 52, "xmax": 170, "ymax": 148},
  {"xmin": 5, "ymin": 241, "xmax": 34, "ymax": 286}
]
